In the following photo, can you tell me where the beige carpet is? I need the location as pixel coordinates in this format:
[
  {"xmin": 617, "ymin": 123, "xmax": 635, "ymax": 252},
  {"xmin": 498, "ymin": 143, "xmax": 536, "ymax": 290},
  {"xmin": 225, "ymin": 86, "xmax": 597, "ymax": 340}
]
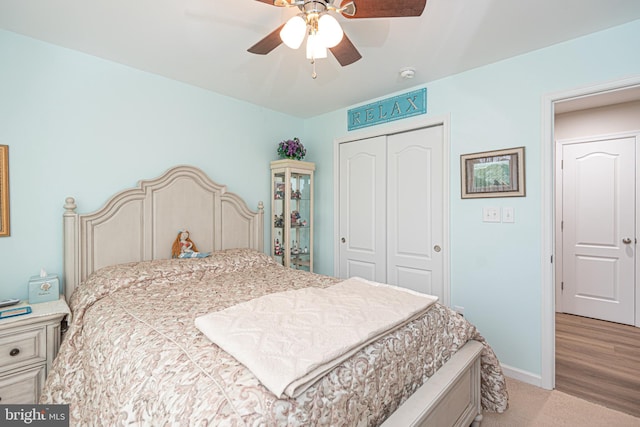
[{"xmin": 482, "ymin": 378, "xmax": 640, "ymax": 427}]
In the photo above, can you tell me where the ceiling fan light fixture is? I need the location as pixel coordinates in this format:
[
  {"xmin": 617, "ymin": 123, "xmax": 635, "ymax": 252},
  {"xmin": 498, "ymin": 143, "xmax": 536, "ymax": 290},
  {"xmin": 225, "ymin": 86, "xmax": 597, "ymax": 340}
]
[
  {"xmin": 317, "ymin": 14, "xmax": 343, "ymax": 48},
  {"xmin": 306, "ymin": 32, "xmax": 328, "ymax": 60},
  {"xmin": 280, "ymin": 15, "xmax": 306, "ymax": 49}
]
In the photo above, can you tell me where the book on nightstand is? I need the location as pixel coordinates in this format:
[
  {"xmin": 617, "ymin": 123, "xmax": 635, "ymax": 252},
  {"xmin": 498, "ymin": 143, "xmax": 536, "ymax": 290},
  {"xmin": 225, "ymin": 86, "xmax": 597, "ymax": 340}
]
[{"xmin": 0, "ymin": 304, "xmax": 32, "ymax": 319}]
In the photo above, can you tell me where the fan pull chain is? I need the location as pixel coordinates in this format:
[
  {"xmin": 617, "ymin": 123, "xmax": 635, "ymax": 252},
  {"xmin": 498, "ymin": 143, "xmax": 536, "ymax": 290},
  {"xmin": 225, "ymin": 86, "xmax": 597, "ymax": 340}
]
[{"xmin": 311, "ymin": 59, "xmax": 317, "ymax": 79}]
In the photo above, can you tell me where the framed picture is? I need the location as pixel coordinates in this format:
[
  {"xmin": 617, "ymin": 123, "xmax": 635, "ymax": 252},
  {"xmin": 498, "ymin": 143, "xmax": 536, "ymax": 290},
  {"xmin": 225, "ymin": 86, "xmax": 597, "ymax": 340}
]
[
  {"xmin": 0, "ymin": 145, "xmax": 9, "ymax": 236},
  {"xmin": 461, "ymin": 147, "xmax": 525, "ymax": 199}
]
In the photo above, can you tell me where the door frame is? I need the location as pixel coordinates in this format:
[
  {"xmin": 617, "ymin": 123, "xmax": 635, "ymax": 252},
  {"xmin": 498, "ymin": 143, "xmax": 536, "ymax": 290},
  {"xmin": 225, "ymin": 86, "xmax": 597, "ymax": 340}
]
[
  {"xmin": 333, "ymin": 114, "xmax": 451, "ymax": 307},
  {"xmin": 542, "ymin": 76, "xmax": 640, "ymax": 390}
]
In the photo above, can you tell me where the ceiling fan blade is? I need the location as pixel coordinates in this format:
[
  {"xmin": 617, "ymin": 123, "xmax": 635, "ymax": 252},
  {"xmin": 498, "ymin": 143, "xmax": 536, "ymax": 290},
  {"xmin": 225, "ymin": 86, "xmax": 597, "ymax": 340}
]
[
  {"xmin": 341, "ymin": 0, "xmax": 427, "ymax": 19},
  {"xmin": 248, "ymin": 24, "xmax": 285, "ymax": 55},
  {"xmin": 329, "ymin": 33, "xmax": 362, "ymax": 66}
]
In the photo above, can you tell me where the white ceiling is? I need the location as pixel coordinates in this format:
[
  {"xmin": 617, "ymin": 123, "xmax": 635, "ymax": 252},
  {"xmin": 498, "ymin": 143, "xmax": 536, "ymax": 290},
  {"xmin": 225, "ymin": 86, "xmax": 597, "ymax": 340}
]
[{"xmin": 1, "ymin": 0, "xmax": 640, "ymax": 118}]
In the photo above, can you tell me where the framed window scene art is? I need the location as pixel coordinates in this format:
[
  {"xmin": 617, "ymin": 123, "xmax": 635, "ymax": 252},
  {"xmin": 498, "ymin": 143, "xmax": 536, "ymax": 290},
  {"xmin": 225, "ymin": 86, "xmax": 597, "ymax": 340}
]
[
  {"xmin": 0, "ymin": 145, "xmax": 9, "ymax": 236},
  {"xmin": 461, "ymin": 147, "xmax": 525, "ymax": 199}
]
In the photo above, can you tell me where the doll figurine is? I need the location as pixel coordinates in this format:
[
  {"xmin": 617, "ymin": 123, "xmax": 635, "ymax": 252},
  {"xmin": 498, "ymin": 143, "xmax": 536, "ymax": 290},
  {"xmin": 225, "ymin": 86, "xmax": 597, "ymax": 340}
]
[
  {"xmin": 172, "ymin": 230, "xmax": 198, "ymax": 258},
  {"xmin": 171, "ymin": 230, "xmax": 207, "ymax": 258}
]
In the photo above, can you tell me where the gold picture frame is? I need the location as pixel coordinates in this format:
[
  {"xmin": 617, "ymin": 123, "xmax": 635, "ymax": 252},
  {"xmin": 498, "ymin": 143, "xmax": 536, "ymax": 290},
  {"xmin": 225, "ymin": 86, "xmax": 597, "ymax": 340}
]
[
  {"xmin": 461, "ymin": 147, "xmax": 525, "ymax": 199},
  {"xmin": 0, "ymin": 145, "xmax": 9, "ymax": 236}
]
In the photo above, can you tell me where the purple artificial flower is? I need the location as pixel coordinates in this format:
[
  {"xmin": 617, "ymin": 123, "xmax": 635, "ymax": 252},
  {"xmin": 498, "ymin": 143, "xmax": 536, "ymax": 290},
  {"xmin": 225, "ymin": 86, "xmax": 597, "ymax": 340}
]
[{"xmin": 277, "ymin": 137, "xmax": 306, "ymax": 160}]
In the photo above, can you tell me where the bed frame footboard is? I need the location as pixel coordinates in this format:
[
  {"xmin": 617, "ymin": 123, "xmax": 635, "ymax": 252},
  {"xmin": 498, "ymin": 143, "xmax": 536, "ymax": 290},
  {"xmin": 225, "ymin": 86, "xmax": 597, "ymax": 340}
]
[{"xmin": 381, "ymin": 340, "xmax": 484, "ymax": 427}]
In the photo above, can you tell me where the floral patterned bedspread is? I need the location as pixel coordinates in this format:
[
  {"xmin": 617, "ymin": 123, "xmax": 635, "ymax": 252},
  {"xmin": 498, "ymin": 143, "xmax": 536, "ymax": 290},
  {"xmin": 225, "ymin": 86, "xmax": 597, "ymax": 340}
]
[{"xmin": 40, "ymin": 249, "xmax": 508, "ymax": 426}]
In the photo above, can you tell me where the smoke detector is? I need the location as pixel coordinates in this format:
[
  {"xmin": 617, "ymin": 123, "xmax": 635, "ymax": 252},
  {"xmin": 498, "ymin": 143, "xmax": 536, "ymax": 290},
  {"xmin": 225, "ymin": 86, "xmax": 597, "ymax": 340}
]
[{"xmin": 399, "ymin": 67, "xmax": 416, "ymax": 80}]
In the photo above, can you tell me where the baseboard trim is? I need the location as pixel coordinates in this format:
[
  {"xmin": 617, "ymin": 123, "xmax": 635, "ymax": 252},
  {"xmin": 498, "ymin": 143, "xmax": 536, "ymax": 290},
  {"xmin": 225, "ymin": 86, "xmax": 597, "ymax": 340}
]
[{"xmin": 500, "ymin": 363, "xmax": 544, "ymax": 388}]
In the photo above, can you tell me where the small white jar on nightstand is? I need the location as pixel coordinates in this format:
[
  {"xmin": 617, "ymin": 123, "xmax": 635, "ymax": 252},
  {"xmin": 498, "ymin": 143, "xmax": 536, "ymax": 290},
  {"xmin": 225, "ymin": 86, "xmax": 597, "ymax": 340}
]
[{"xmin": 0, "ymin": 297, "xmax": 70, "ymax": 404}]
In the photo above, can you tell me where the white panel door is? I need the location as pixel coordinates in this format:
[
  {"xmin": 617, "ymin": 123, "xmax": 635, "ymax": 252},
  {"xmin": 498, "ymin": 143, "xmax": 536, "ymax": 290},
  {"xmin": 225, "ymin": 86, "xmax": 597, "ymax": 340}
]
[
  {"xmin": 387, "ymin": 126, "xmax": 444, "ymax": 296},
  {"xmin": 561, "ymin": 137, "xmax": 636, "ymax": 325},
  {"xmin": 338, "ymin": 136, "xmax": 387, "ymax": 281}
]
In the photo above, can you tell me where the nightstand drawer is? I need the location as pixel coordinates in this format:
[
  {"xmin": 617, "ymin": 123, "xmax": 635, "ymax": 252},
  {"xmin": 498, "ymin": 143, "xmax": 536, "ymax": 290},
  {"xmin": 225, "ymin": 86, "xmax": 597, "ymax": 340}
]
[
  {"xmin": 0, "ymin": 365, "xmax": 46, "ymax": 404},
  {"xmin": 0, "ymin": 327, "xmax": 46, "ymax": 373}
]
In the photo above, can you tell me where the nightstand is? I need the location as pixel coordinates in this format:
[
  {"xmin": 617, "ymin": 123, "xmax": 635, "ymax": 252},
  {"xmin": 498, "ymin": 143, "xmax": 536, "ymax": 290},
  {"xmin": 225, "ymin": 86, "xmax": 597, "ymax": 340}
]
[{"xmin": 0, "ymin": 297, "xmax": 70, "ymax": 404}]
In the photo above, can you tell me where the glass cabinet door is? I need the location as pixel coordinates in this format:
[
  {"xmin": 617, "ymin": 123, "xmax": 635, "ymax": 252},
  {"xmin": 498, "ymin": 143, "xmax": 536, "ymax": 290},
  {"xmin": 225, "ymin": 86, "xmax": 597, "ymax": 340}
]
[
  {"xmin": 272, "ymin": 171, "xmax": 286, "ymax": 266},
  {"xmin": 271, "ymin": 160, "xmax": 314, "ymax": 272},
  {"xmin": 290, "ymin": 171, "xmax": 311, "ymax": 271}
]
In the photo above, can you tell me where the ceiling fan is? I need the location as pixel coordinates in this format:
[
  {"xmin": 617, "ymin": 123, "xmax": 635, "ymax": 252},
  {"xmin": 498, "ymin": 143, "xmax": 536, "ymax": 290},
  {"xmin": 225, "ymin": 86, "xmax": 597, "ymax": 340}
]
[{"xmin": 248, "ymin": 0, "xmax": 427, "ymax": 75}]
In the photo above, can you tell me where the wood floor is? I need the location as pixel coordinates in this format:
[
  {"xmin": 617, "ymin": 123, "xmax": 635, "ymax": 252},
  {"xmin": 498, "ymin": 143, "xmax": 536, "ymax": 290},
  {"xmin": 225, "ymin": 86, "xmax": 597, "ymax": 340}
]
[{"xmin": 555, "ymin": 313, "xmax": 640, "ymax": 418}]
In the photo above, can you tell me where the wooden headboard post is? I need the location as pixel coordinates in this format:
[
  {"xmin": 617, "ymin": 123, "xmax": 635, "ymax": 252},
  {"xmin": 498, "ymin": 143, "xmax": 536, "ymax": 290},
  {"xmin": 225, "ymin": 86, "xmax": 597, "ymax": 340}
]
[
  {"xmin": 63, "ymin": 196, "xmax": 80, "ymax": 301},
  {"xmin": 62, "ymin": 166, "xmax": 264, "ymax": 302}
]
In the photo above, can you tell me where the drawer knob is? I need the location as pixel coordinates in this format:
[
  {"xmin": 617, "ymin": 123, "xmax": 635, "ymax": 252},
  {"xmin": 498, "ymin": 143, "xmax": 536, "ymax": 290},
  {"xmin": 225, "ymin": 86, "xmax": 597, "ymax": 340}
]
[{"xmin": 9, "ymin": 348, "xmax": 20, "ymax": 357}]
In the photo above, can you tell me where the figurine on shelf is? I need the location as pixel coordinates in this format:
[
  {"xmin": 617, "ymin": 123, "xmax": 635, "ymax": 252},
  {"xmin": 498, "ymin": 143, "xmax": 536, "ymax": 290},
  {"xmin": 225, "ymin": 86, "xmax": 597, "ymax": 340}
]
[
  {"xmin": 303, "ymin": 246, "xmax": 308, "ymax": 254},
  {"xmin": 292, "ymin": 189, "xmax": 302, "ymax": 199},
  {"xmin": 291, "ymin": 240, "xmax": 300, "ymax": 255},
  {"xmin": 274, "ymin": 238, "xmax": 283, "ymax": 256},
  {"xmin": 274, "ymin": 214, "xmax": 284, "ymax": 228},
  {"xmin": 274, "ymin": 182, "xmax": 285, "ymax": 199},
  {"xmin": 291, "ymin": 210, "xmax": 301, "ymax": 225}
]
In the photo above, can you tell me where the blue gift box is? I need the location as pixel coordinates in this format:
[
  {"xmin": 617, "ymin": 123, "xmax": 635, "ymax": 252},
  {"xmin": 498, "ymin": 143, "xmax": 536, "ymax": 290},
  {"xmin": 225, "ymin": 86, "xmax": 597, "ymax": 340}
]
[{"xmin": 28, "ymin": 273, "xmax": 60, "ymax": 304}]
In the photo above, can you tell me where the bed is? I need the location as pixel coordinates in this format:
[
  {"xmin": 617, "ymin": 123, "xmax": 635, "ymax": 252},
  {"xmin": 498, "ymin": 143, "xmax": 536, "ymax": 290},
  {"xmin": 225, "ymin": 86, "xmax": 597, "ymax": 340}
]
[{"xmin": 41, "ymin": 165, "xmax": 508, "ymax": 426}]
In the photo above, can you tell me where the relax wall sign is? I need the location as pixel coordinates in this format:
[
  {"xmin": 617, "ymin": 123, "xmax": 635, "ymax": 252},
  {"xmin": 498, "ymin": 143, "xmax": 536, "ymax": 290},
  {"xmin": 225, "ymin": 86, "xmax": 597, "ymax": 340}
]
[{"xmin": 347, "ymin": 88, "xmax": 427, "ymax": 131}]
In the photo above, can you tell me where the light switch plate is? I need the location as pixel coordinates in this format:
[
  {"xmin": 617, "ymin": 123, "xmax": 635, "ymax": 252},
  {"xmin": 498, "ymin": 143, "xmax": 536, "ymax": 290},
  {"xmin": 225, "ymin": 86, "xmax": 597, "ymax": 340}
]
[
  {"xmin": 503, "ymin": 207, "xmax": 515, "ymax": 223},
  {"xmin": 482, "ymin": 207, "xmax": 501, "ymax": 223}
]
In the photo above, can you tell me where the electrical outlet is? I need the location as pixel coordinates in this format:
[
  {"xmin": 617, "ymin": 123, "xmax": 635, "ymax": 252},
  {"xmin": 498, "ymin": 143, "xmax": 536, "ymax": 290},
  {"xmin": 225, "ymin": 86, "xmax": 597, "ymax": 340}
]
[{"xmin": 482, "ymin": 207, "xmax": 501, "ymax": 223}]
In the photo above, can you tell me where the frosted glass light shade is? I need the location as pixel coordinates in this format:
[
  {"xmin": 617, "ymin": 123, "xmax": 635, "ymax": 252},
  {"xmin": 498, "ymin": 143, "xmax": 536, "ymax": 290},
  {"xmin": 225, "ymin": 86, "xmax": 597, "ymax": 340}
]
[
  {"xmin": 280, "ymin": 16, "xmax": 306, "ymax": 49},
  {"xmin": 318, "ymin": 14, "xmax": 343, "ymax": 48},
  {"xmin": 306, "ymin": 33, "xmax": 327, "ymax": 59}
]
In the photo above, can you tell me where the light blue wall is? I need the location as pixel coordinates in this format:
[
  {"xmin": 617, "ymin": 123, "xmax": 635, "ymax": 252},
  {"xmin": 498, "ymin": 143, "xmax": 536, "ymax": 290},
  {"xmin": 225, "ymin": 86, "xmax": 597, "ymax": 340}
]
[
  {"xmin": 1, "ymin": 19, "xmax": 639, "ymax": 380},
  {"xmin": 304, "ymin": 19, "xmax": 640, "ymax": 376},
  {"xmin": 0, "ymin": 29, "xmax": 303, "ymax": 298}
]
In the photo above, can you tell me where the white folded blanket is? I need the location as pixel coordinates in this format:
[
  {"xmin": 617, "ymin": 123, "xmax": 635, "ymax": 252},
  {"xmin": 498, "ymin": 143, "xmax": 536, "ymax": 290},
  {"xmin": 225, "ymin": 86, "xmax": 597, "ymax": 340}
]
[{"xmin": 195, "ymin": 277, "xmax": 438, "ymax": 398}]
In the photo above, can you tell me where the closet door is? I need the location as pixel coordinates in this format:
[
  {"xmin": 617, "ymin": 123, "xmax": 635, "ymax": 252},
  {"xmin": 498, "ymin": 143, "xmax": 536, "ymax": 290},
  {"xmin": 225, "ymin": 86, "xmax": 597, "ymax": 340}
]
[
  {"xmin": 387, "ymin": 126, "xmax": 444, "ymax": 296},
  {"xmin": 338, "ymin": 125, "xmax": 445, "ymax": 299},
  {"xmin": 338, "ymin": 136, "xmax": 387, "ymax": 281}
]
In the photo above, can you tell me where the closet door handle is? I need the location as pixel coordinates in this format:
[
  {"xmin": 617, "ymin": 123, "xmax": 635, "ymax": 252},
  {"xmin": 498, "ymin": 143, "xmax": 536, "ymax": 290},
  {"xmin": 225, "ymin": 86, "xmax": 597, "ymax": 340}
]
[
  {"xmin": 622, "ymin": 238, "xmax": 632, "ymax": 244},
  {"xmin": 341, "ymin": 237, "xmax": 346, "ymax": 243},
  {"xmin": 433, "ymin": 245, "xmax": 441, "ymax": 252}
]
